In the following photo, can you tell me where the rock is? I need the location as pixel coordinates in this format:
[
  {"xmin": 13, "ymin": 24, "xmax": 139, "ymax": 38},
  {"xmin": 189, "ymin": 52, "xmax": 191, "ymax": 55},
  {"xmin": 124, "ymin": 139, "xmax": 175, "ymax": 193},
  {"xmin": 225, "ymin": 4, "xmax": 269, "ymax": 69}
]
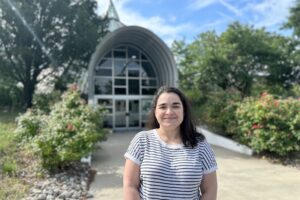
[{"xmin": 21, "ymin": 162, "xmax": 93, "ymax": 200}]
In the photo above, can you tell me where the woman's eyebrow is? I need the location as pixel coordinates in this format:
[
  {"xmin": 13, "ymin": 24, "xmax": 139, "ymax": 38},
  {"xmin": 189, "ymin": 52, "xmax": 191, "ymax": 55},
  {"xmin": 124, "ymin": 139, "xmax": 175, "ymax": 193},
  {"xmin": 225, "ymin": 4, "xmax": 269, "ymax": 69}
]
[
  {"xmin": 172, "ymin": 102, "xmax": 182, "ymax": 105},
  {"xmin": 157, "ymin": 103, "xmax": 167, "ymax": 107}
]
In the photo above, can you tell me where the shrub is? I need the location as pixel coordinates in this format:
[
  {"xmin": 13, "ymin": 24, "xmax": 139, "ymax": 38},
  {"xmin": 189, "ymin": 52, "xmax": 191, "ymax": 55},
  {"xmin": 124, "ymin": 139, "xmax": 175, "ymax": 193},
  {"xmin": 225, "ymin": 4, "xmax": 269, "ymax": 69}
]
[
  {"xmin": 33, "ymin": 85, "xmax": 107, "ymax": 169},
  {"xmin": 195, "ymin": 89, "xmax": 242, "ymax": 137},
  {"xmin": 32, "ymin": 90, "xmax": 62, "ymax": 113},
  {"xmin": 14, "ymin": 110, "xmax": 47, "ymax": 142},
  {"xmin": 1, "ymin": 157, "xmax": 17, "ymax": 174},
  {"xmin": 235, "ymin": 92, "xmax": 300, "ymax": 156}
]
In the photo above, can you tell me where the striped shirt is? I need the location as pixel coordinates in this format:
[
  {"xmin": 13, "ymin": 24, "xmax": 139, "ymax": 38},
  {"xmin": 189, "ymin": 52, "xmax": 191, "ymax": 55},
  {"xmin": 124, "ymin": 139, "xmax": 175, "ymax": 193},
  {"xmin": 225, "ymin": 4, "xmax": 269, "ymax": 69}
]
[{"xmin": 124, "ymin": 129, "xmax": 217, "ymax": 200}]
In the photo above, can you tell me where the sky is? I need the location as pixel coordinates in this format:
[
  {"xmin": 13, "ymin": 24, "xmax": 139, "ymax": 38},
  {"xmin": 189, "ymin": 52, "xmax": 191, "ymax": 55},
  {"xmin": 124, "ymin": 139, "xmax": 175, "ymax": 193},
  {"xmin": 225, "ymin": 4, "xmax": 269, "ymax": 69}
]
[{"xmin": 97, "ymin": 0, "xmax": 296, "ymax": 46}]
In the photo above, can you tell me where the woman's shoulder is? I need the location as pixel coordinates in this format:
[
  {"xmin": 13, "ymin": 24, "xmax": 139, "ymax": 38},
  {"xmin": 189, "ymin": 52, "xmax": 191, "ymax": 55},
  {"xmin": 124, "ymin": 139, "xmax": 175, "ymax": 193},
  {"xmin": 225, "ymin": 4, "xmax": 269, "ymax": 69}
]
[
  {"xmin": 134, "ymin": 129, "xmax": 156, "ymax": 140},
  {"xmin": 196, "ymin": 138, "xmax": 211, "ymax": 149}
]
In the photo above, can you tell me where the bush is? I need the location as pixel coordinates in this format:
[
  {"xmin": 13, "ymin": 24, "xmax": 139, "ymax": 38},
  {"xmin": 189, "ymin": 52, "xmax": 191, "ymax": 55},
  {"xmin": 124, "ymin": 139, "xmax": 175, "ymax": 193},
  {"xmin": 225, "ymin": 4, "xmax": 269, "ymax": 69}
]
[
  {"xmin": 32, "ymin": 90, "xmax": 62, "ymax": 113},
  {"xmin": 195, "ymin": 89, "xmax": 242, "ymax": 137},
  {"xmin": 14, "ymin": 110, "xmax": 46, "ymax": 142},
  {"xmin": 0, "ymin": 84, "xmax": 22, "ymax": 109},
  {"xmin": 34, "ymin": 86, "xmax": 107, "ymax": 169},
  {"xmin": 15, "ymin": 85, "xmax": 108, "ymax": 170},
  {"xmin": 235, "ymin": 92, "xmax": 300, "ymax": 156}
]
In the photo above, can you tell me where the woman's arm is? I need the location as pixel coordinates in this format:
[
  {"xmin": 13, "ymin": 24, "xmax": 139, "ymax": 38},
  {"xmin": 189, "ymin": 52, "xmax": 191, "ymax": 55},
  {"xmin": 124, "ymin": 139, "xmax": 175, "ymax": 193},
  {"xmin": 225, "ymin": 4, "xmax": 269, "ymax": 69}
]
[
  {"xmin": 123, "ymin": 159, "xmax": 140, "ymax": 200},
  {"xmin": 200, "ymin": 171, "xmax": 218, "ymax": 200}
]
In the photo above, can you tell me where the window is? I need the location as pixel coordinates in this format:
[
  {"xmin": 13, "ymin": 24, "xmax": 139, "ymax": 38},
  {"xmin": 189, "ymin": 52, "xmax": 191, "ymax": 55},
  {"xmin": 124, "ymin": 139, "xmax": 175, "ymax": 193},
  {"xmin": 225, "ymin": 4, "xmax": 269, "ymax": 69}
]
[{"xmin": 94, "ymin": 46, "xmax": 158, "ymax": 96}]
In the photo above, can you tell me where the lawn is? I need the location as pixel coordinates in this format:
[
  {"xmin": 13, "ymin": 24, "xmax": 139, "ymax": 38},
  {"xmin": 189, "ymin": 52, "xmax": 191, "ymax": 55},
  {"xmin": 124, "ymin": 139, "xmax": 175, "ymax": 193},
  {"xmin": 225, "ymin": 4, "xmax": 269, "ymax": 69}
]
[{"xmin": 0, "ymin": 111, "xmax": 29, "ymax": 200}]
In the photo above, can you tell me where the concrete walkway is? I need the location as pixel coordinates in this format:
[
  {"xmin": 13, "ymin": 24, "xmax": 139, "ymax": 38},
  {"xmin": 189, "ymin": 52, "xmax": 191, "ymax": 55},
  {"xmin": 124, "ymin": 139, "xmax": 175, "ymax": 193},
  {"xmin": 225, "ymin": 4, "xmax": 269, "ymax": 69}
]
[{"xmin": 89, "ymin": 132, "xmax": 300, "ymax": 200}]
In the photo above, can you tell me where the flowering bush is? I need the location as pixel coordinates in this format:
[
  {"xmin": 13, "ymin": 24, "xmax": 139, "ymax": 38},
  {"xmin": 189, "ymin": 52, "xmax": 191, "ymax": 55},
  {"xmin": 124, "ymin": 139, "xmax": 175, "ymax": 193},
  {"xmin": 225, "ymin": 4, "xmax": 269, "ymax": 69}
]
[
  {"xmin": 15, "ymin": 85, "xmax": 108, "ymax": 169},
  {"xmin": 235, "ymin": 92, "xmax": 300, "ymax": 156},
  {"xmin": 14, "ymin": 110, "xmax": 47, "ymax": 142}
]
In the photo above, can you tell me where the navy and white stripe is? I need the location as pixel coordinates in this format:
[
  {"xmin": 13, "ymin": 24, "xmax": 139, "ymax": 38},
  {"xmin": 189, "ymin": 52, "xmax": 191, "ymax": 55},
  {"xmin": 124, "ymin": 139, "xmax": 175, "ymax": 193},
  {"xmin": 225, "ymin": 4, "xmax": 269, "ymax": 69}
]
[{"xmin": 124, "ymin": 129, "xmax": 217, "ymax": 200}]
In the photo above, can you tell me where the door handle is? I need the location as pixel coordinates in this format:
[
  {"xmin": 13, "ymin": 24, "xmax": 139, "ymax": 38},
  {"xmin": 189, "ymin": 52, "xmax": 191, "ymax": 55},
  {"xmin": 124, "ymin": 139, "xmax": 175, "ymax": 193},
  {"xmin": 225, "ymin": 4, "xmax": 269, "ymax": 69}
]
[{"xmin": 125, "ymin": 112, "xmax": 130, "ymax": 116}]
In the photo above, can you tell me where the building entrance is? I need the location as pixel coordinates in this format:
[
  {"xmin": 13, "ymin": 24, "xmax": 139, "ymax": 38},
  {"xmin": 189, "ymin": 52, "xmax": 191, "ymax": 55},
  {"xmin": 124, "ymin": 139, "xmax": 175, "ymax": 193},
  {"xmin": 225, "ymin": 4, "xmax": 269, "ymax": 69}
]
[{"xmin": 115, "ymin": 99, "xmax": 139, "ymax": 128}]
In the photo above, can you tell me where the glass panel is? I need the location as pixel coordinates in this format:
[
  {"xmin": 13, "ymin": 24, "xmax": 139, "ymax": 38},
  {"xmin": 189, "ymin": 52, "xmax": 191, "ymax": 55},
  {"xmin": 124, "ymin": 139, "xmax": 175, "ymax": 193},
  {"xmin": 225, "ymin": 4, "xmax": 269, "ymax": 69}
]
[
  {"xmin": 129, "ymin": 80, "xmax": 140, "ymax": 95},
  {"xmin": 104, "ymin": 52, "xmax": 112, "ymax": 58},
  {"xmin": 129, "ymin": 100, "xmax": 139, "ymax": 127},
  {"xmin": 115, "ymin": 79, "xmax": 126, "ymax": 86},
  {"xmin": 115, "ymin": 46, "xmax": 126, "ymax": 50},
  {"xmin": 98, "ymin": 99, "xmax": 112, "ymax": 106},
  {"xmin": 127, "ymin": 61, "xmax": 139, "ymax": 69},
  {"xmin": 114, "ymin": 59, "xmax": 126, "ymax": 77},
  {"xmin": 94, "ymin": 78, "xmax": 112, "ymax": 94},
  {"xmin": 141, "ymin": 61, "xmax": 155, "ymax": 77},
  {"xmin": 103, "ymin": 115, "xmax": 113, "ymax": 128},
  {"xmin": 115, "ymin": 87, "xmax": 126, "ymax": 95},
  {"xmin": 142, "ymin": 79, "xmax": 157, "ymax": 86},
  {"xmin": 142, "ymin": 88, "xmax": 157, "ymax": 95},
  {"xmin": 128, "ymin": 47, "xmax": 140, "ymax": 60},
  {"xmin": 98, "ymin": 59, "xmax": 112, "ymax": 68},
  {"xmin": 95, "ymin": 68, "xmax": 112, "ymax": 76},
  {"xmin": 128, "ymin": 69, "xmax": 139, "ymax": 77},
  {"xmin": 141, "ymin": 53, "xmax": 147, "ymax": 60},
  {"xmin": 115, "ymin": 100, "xmax": 126, "ymax": 127},
  {"xmin": 114, "ymin": 50, "xmax": 126, "ymax": 58},
  {"xmin": 141, "ymin": 99, "xmax": 152, "ymax": 112}
]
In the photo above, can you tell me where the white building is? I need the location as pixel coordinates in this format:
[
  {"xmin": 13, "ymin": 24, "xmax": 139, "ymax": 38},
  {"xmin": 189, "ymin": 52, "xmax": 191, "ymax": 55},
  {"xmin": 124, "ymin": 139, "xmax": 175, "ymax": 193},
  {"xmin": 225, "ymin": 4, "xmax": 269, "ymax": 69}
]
[{"xmin": 87, "ymin": 1, "xmax": 177, "ymax": 131}]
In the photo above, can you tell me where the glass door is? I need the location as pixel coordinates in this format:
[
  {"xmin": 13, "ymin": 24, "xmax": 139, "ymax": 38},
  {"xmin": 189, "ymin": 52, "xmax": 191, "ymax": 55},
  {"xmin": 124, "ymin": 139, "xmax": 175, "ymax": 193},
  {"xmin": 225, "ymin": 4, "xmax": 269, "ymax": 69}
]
[
  {"xmin": 129, "ymin": 100, "xmax": 140, "ymax": 127},
  {"xmin": 114, "ymin": 99, "xmax": 140, "ymax": 128},
  {"xmin": 115, "ymin": 100, "xmax": 126, "ymax": 127}
]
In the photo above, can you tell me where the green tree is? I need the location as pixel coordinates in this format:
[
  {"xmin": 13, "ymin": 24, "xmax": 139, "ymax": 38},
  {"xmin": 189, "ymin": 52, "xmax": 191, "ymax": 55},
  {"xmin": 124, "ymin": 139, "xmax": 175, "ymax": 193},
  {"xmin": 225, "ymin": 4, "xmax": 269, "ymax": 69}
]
[
  {"xmin": 285, "ymin": 0, "xmax": 300, "ymax": 37},
  {"xmin": 284, "ymin": 0, "xmax": 300, "ymax": 85},
  {"xmin": 0, "ymin": 0, "xmax": 108, "ymax": 108},
  {"xmin": 175, "ymin": 22, "xmax": 297, "ymax": 98}
]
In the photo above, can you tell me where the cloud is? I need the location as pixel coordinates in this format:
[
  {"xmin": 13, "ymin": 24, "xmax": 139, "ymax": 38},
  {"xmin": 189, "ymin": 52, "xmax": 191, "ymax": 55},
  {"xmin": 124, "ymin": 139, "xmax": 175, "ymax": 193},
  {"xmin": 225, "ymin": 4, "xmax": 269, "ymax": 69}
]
[
  {"xmin": 245, "ymin": 0, "xmax": 295, "ymax": 28},
  {"xmin": 188, "ymin": 0, "xmax": 218, "ymax": 10},
  {"xmin": 217, "ymin": 11, "xmax": 235, "ymax": 21},
  {"xmin": 98, "ymin": 0, "xmax": 194, "ymax": 46},
  {"xmin": 219, "ymin": 0, "xmax": 243, "ymax": 16}
]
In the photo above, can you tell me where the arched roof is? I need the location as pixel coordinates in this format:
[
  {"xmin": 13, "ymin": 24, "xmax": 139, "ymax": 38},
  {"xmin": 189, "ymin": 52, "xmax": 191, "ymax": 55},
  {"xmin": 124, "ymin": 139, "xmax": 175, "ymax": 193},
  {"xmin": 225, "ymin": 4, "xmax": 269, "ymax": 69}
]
[{"xmin": 87, "ymin": 26, "xmax": 177, "ymax": 98}]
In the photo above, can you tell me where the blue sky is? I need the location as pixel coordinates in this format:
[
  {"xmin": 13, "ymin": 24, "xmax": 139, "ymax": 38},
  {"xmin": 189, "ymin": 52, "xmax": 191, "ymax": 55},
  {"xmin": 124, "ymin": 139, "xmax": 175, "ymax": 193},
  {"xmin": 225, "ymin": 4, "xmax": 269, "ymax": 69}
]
[{"xmin": 97, "ymin": 0, "xmax": 296, "ymax": 46}]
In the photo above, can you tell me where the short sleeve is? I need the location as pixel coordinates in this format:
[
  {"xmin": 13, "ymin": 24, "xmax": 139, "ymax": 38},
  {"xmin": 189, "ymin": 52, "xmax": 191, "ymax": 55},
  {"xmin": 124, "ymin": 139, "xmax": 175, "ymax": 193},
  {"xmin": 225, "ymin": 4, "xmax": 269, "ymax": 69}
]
[
  {"xmin": 124, "ymin": 132, "xmax": 144, "ymax": 165},
  {"xmin": 200, "ymin": 140, "xmax": 218, "ymax": 174}
]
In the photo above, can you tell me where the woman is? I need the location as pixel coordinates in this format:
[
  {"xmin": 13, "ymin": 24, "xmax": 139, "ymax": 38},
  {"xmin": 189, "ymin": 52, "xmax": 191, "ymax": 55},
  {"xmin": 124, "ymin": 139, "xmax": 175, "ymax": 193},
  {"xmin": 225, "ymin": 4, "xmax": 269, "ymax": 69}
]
[{"xmin": 123, "ymin": 86, "xmax": 218, "ymax": 200}]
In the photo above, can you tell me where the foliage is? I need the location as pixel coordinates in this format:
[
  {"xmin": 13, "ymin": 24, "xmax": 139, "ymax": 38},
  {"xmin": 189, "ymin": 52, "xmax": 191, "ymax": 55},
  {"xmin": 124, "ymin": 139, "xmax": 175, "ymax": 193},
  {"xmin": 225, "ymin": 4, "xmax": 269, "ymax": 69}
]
[
  {"xmin": 14, "ymin": 110, "xmax": 47, "ymax": 142},
  {"xmin": 194, "ymin": 89, "xmax": 242, "ymax": 137},
  {"xmin": 285, "ymin": 0, "xmax": 300, "ymax": 37},
  {"xmin": 0, "ymin": 177, "xmax": 28, "ymax": 200},
  {"xmin": 234, "ymin": 93, "xmax": 300, "ymax": 156},
  {"xmin": 32, "ymin": 90, "xmax": 62, "ymax": 113},
  {"xmin": 14, "ymin": 86, "xmax": 108, "ymax": 169},
  {"xmin": 0, "ymin": 79, "xmax": 22, "ymax": 109},
  {"xmin": 0, "ymin": 112, "xmax": 28, "ymax": 200},
  {"xmin": 0, "ymin": 0, "xmax": 109, "ymax": 108},
  {"xmin": 1, "ymin": 156, "xmax": 17, "ymax": 174},
  {"xmin": 174, "ymin": 22, "xmax": 299, "ymax": 99}
]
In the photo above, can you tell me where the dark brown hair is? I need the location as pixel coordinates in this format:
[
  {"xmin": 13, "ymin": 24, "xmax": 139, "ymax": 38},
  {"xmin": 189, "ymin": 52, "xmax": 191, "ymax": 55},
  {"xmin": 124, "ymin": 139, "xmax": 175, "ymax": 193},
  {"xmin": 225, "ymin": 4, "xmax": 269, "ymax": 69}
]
[{"xmin": 146, "ymin": 86, "xmax": 205, "ymax": 147}]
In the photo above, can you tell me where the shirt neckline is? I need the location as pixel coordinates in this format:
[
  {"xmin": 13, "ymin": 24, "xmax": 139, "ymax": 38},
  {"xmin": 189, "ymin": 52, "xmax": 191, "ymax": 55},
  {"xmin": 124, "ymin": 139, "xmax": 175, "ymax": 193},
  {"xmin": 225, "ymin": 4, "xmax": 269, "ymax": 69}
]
[{"xmin": 154, "ymin": 129, "xmax": 184, "ymax": 149}]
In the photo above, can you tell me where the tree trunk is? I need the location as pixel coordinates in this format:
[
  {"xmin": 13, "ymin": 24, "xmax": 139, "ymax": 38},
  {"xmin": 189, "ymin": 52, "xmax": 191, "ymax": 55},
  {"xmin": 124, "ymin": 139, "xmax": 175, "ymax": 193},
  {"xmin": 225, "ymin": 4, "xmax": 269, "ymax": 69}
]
[{"xmin": 22, "ymin": 79, "xmax": 36, "ymax": 109}]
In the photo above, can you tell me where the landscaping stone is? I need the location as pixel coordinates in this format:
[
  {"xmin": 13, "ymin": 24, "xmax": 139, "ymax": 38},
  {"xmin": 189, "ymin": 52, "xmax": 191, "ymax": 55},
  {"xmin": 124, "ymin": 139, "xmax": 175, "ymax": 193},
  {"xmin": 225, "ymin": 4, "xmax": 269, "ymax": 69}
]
[{"xmin": 21, "ymin": 162, "xmax": 94, "ymax": 200}]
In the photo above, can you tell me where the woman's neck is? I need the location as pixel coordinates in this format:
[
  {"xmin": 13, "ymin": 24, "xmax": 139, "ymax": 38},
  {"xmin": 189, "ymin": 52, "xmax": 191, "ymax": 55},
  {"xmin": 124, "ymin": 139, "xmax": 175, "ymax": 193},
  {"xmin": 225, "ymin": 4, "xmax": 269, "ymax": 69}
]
[{"xmin": 156, "ymin": 127, "xmax": 182, "ymax": 144}]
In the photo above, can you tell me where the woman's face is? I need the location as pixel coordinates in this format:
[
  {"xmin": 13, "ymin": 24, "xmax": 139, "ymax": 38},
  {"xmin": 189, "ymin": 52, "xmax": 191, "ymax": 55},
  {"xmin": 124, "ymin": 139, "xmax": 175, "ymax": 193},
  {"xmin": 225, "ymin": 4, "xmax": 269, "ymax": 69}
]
[{"xmin": 154, "ymin": 92, "xmax": 184, "ymax": 131}]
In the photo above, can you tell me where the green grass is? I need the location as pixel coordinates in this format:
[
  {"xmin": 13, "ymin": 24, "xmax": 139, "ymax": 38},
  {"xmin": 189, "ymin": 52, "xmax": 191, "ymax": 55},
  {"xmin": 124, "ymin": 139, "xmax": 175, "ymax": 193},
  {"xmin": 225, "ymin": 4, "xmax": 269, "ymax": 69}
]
[
  {"xmin": 0, "ymin": 111, "xmax": 19, "ymax": 152},
  {"xmin": 0, "ymin": 111, "xmax": 28, "ymax": 199}
]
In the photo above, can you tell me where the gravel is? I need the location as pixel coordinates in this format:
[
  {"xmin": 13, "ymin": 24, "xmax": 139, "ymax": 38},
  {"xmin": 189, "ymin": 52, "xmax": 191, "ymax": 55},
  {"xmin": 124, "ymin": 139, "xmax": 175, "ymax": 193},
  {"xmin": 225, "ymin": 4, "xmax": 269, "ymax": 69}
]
[{"xmin": 21, "ymin": 162, "xmax": 95, "ymax": 200}]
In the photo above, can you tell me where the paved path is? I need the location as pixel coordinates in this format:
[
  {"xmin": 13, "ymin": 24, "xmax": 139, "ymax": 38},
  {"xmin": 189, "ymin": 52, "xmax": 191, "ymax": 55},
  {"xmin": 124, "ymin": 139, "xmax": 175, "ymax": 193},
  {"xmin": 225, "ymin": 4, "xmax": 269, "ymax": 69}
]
[{"xmin": 89, "ymin": 132, "xmax": 300, "ymax": 200}]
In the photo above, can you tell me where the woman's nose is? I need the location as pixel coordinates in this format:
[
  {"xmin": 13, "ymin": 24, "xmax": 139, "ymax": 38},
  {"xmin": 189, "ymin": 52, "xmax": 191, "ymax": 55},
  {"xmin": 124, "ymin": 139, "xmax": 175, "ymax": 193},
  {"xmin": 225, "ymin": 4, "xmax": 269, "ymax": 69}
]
[{"xmin": 165, "ymin": 107, "xmax": 173, "ymax": 114}]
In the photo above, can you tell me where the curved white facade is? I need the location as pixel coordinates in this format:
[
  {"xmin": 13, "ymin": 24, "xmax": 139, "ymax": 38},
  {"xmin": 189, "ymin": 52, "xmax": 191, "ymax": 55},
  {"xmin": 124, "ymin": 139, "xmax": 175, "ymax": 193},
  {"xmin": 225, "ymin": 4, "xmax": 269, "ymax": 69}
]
[{"xmin": 88, "ymin": 26, "xmax": 177, "ymax": 130}]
